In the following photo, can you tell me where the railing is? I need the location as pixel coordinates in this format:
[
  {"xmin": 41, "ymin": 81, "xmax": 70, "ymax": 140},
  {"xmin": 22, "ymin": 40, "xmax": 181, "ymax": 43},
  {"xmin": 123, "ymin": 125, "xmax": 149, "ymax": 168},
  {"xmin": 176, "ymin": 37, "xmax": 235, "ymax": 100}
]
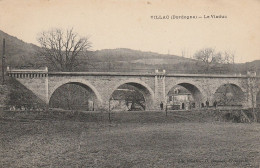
[
  {"xmin": 6, "ymin": 67, "xmax": 258, "ymax": 78},
  {"xmin": 6, "ymin": 66, "xmax": 48, "ymax": 78}
]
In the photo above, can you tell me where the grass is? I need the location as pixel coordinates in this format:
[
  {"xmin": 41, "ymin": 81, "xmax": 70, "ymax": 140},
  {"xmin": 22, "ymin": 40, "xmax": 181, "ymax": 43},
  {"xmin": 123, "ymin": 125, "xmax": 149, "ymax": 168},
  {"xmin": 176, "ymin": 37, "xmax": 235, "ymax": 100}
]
[{"xmin": 1, "ymin": 111, "xmax": 260, "ymax": 167}]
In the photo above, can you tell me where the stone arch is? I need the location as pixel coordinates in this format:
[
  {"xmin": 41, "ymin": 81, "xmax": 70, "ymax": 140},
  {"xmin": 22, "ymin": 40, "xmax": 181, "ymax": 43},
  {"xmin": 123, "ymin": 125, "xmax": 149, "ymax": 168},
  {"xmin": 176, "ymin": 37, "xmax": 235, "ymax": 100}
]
[
  {"xmin": 213, "ymin": 83, "xmax": 245, "ymax": 107},
  {"xmin": 109, "ymin": 79, "xmax": 155, "ymax": 110},
  {"xmin": 166, "ymin": 82, "xmax": 205, "ymax": 108},
  {"xmin": 212, "ymin": 81, "xmax": 246, "ymax": 95},
  {"xmin": 48, "ymin": 79, "xmax": 102, "ymax": 105}
]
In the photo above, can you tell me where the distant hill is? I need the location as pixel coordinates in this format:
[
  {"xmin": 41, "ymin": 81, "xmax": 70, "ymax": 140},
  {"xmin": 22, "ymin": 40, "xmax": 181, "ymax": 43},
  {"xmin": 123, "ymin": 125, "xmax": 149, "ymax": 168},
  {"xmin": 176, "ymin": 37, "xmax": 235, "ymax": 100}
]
[
  {"xmin": 0, "ymin": 30, "xmax": 42, "ymax": 68},
  {"xmin": 236, "ymin": 60, "xmax": 260, "ymax": 73},
  {"xmin": 89, "ymin": 48, "xmax": 194, "ymax": 63},
  {"xmin": 81, "ymin": 48, "xmax": 197, "ymax": 73},
  {"xmin": 0, "ymin": 30, "xmax": 259, "ymax": 74}
]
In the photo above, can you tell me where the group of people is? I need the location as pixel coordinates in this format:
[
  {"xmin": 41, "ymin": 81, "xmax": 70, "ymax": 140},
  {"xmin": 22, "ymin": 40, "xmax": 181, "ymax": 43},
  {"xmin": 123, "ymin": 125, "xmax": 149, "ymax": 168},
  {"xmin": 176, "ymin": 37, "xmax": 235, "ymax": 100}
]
[
  {"xmin": 202, "ymin": 100, "xmax": 218, "ymax": 109},
  {"xmin": 160, "ymin": 100, "xmax": 218, "ymax": 111}
]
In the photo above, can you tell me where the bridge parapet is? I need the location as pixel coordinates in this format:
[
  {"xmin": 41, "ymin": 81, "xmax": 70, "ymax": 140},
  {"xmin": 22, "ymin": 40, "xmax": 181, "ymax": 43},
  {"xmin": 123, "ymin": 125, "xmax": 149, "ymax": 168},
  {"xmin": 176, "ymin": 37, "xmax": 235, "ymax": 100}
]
[
  {"xmin": 7, "ymin": 66, "xmax": 48, "ymax": 78},
  {"xmin": 7, "ymin": 67, "xmax": 259, "ymax": 79},
  {"xmin": 155, "ymin": 69, "xmax": 166, "ymax": 78}
]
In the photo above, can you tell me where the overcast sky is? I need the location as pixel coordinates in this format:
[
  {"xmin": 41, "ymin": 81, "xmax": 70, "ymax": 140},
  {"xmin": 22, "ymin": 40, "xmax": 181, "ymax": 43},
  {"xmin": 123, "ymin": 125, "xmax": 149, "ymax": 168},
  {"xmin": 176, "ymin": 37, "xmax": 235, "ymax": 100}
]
[{"xmin": 0, "ymin": 0, "xmax": 260, "ymax": 63}]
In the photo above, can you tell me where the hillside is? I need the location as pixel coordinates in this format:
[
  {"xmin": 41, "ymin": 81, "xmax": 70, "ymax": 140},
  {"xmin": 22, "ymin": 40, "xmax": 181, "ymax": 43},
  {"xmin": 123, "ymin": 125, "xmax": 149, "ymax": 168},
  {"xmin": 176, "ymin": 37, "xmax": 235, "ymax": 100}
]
[
  {"xmin": 0, "ymin": 29, "xmax": 195, "ymax": 72},
  {"xmin": 0, "ymin": 30, "xmax": 42, "ymax": 69},
  {"xmin": 0, "ymin": 30, "xmax": 259, "ymax": 74},
  {"xmin": 236, "ymin": 60, "xmax": 260, "ymax": 73},
  {"xmin": 79, "ymin": 48, "xmax": 197, "ymax": 73},
  {"xmin": 89, "ymin": 48, "xmax": 194, "ymax": 63}
]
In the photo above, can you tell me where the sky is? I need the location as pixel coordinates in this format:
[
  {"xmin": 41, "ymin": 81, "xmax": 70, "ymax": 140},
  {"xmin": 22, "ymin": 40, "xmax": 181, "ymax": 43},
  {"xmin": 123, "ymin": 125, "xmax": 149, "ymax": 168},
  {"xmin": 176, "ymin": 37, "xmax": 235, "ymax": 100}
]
[{"xmin": 0, "ymin": 0, "xmax": 260, "ymax": 63}]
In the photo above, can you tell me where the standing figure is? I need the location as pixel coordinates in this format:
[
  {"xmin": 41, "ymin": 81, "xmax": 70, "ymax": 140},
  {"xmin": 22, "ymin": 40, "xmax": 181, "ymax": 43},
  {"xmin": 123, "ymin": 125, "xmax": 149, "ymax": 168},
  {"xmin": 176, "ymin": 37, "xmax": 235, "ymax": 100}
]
[
  {"xmin": 160, "ymin": 102, "xmax": 163, "ymax": 110},
  {"xmin": 206, "ymin": 100, "xmax": 209, "ymax": 108},
  {"xmin": 201, "ymin": 103, "xmax": 204, "ymax": 108},
  {"xmin": 213, "ymin": 100, "xmax": 217, "ymax": 109}
]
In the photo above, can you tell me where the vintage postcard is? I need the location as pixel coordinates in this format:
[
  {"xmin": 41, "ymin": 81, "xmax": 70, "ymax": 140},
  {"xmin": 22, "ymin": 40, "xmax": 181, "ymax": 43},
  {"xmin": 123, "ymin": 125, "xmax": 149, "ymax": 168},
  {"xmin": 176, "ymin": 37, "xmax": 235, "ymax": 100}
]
[{"xmin": 0, "ymin": 0, "xmax": 260, "ymax": 167}]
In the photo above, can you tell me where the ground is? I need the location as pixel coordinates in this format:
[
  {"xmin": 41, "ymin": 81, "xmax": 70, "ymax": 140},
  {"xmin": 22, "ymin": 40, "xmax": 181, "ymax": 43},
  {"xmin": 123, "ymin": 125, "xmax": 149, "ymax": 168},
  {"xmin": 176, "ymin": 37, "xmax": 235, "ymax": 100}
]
[{"xmin": 1, "ymin": 111, "xmax": 260, "ymax": 168}]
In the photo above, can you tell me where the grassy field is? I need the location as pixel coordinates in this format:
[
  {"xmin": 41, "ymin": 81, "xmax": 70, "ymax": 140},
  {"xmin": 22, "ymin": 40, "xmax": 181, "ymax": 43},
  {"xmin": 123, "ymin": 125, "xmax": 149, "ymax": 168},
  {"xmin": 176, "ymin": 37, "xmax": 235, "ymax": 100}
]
[{"xmin": 1, "ymin": 111, "xmax": 260, "ymax": 167}]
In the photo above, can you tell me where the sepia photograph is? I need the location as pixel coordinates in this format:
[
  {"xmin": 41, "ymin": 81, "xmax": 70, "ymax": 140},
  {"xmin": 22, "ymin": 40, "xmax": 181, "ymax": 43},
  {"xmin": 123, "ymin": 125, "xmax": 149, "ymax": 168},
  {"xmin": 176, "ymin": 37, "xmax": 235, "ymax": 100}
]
[{"xmin": 0, "ymin": 0, "xmax": 260, "ymax": 167}]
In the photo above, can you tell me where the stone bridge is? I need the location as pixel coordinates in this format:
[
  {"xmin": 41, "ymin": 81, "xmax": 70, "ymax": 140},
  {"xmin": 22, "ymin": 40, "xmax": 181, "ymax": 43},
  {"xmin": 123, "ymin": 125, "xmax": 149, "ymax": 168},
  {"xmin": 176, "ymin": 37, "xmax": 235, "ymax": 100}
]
[{"xmin": 7, "ymin": 67, "xmax": 260, "ymax": 110}]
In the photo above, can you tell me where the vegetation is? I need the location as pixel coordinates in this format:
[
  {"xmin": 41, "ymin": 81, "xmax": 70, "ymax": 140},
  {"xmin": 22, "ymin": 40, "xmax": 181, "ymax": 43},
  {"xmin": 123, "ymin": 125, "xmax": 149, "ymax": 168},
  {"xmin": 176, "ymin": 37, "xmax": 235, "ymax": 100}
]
[
  {"xmin": 244, "ymin": 72, "xmax": 259, "ymax": 122},
  {"xmin": 4, "ymin": 77, "xmax": 45, "ymax": 109},
  {"xmin": 214, "ymin": 84, "xmax": 244, "ymax": 107},
  {"xmin": 0, "ymin": 30, "xmax": 40, "ymax": 68},
  {"xmin": 193, "ymin": 48, "xmax": 235, "ymax": 72},
  {"xmin": 0, "ymin": 84, "xmax": 9, "ymax": 106},
  {"xmin": 37, "ymin": 28, "xmax": 91, "ymax": 71},
  {"xmin": 1, "ymin": 30, "xmax": 259, "ymax": 74},
  {"xmin": 110, "ymin": 84, "xmax": 146, "ymax": 111},
  {"xmin": 1, "ymin": 110, "xmax": 260, "ymax": 167}
]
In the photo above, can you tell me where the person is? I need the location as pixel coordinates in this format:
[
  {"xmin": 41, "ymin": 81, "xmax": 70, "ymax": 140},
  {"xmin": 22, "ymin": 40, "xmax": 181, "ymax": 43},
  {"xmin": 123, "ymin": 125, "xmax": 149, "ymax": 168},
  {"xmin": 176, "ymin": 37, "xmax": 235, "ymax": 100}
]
[
  {"xmin": 160, "ymin": 102, "xmax": 163, "ymax": 110},
  {"xmin": 213, "ymin": 100, "xmax": 217, "ymax": 109},
  {"xmin": 182, "ymin": 103, "xmax": 185, "ymax": 110},
  {"xmin": 206, "ymin": 100, "xmax": 209, "ymax": 108}
]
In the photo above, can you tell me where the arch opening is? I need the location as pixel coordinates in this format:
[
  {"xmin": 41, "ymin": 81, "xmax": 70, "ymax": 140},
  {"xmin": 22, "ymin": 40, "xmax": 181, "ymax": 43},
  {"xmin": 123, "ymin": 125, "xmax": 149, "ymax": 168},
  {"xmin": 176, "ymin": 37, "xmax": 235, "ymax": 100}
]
[
  {"xmin": 167, "ymin": 83, "xmax": 203, "ymax": 110},
  {"xmin": 49, "ymin": 82, "xmax": 98, "ymax": 111},
  {"xmin": 213, "ymin": 83, "xmax": 245, "ymax": 108},
  {"xmin": 109, "ymin": 82, "xmax": 153, "ymax": 111}
]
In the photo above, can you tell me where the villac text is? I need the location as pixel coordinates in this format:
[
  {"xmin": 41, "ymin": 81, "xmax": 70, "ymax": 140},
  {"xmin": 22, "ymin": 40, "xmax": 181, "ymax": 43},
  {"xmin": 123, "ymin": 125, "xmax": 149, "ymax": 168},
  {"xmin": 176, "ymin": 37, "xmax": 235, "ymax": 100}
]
[{"xmin": 151, "ymin": 15, "xmax": 227, "ymax": 19}]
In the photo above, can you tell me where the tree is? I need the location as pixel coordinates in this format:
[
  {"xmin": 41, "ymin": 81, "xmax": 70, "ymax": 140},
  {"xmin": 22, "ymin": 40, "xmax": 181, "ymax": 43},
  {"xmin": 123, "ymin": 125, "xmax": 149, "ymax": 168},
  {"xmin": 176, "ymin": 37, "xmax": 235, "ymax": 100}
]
[
  {"xmin": 214, "ymin": 84, "xmax": 244, "ymax": 107},
  {"xmin": 222, "ymin": 51, "xmax": 235, "ymax": 64},
  {"xmin": 37, "ymin": 28, "xmax": 91, "ymax": 71},
  {"xmin": 193, "ymin": 48, "xmax": 235, "ymax": 72},
  {"xmin": 193, "ymin": 48, "xmax": 222, "ymax": 71},
  {"xmin": 110, "ymin": 84, "xmax": 146, "ymax": 111},
  {"xmin": 125, "ymin": 90, "xmax": 145, "ymax": 111}
]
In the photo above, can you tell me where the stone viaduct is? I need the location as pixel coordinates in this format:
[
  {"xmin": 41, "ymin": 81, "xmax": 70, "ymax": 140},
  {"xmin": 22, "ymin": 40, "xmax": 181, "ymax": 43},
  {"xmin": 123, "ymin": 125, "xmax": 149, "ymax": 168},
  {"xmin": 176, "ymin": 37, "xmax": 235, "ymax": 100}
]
[{"xmin": 7, "ymin": 67, "xmax": 260, "ymax": 110}]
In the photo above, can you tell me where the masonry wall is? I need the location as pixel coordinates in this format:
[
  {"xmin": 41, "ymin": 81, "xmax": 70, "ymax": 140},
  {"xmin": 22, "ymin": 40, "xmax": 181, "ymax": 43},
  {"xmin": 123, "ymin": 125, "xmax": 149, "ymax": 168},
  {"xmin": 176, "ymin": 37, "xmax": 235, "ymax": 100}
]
[
  {"xmin": 48, "ymin": 75, "xmax": 157, "ymax": 110},
  {"xmin": 165, "ymin": 76, "xmax": 249, "ymax": 107},
  {"xmin": 9, "ymin": 72, "xmax": 260, "ymax": 111},
  {"xmin": 16, "ymin": 77, "xmax": 49, "ymax": 104}
]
